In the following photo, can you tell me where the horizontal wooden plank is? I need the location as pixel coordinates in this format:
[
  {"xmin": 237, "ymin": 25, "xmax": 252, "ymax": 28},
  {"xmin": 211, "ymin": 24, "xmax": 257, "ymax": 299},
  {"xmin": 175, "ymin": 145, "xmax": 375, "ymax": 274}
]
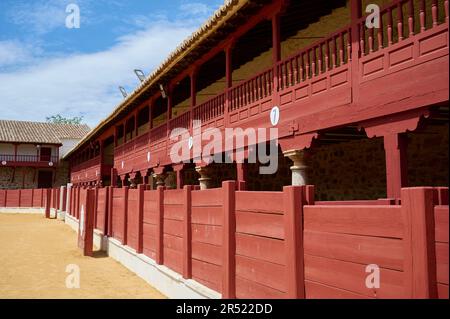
[
  {"xmin": 305, "ymin": 280, "xmax": 372, "ymax": 299},
  {"xmin": 163, "ymin": 219, "xmax": 183, "ymax": 237},
  {"xmin": 304, "ymin": 230, "xmax": 404, "ymax": 271},
  {"xmin": 192, "ymin": 259, "xmax": 222, "ymax": 292},
  {"xmin": 236, "ymin": 255, "xmax": 286, "ymax": 293},
  {"xmin": 163, "ymin": 247, "xmax": 182, "ymax": 274},
  {"xmin": 437, "ymin": 283, "xmax": 449, "ymax": 299},
  {"xmin": 236, "ymin": 233, "xmax": 285, "ymax": 266},
  {"xmin": 143, "ymin": 190, "xmax": 157, "ymax": 201},
  {"xmin": 191, "ymin": 206, "xmax": 223, "ymax": 226},
  {"xmin": 164, "ymin": 204, "xmax": 184, "ymax": 221},
  {"xmin": 164, "ymin": 189, "xmax": 184, "ymax": 205},
  {"xmin": 235, "ymin": 191, "xmax": 284, "ymax": 214},
  {"xmin": 143, "ymin": 210, "xmax": 157, "ymax": 225},
  {"xmin": 236, "ymin": 211, "xmax": 284, "ymax": 240},
  {"xmin": 192, "ymin": 188, "xmax": 222, "ymax": 207},
  {"xmin": 192, "ymin": 224, "xmax": 222, "ymax": 246},
  {"xmin": 436, "ymin": 242, "xmax": 449, "ymax": 285},
  {"xmin": 304, "ymin": 206, "xmax": 403, "ymax": 238},
  {"xmin": 236, "ymin": 276, "xmax": 285, "ymax": 299},
  {"xmin": 192, "ymin": 241, "xmax": 222, "ymax": 266},
  {"xmin": 435, "ymin": 206, "xmax": 449, "ymax": 243},
  {"xmin": 304, "ymin": 254, "xmax": 406, "ymax": 298},
  {"xmin": 163, "ymin": 233, "xmax": 183, "ymax": 251},
  {"xmin": 128, "ymin": 189, "xmax": 139, "ymax": 201}
]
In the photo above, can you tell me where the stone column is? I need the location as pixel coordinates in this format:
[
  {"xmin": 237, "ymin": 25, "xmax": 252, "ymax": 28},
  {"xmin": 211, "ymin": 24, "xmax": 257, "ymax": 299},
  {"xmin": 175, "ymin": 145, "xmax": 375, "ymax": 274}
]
[
  {"xmin": 152, "ymin": 172, "xmax": 166, "ymax": 187},
  {"xmin": 283, "ymin": 150, "xmax": 308, "ymax": 186},
  {"xmin": 128, "ymin": 173, "xmax": 137, "ymax": 189},
  {"xmin": 195, "ymin": 166, "xmax": 212, "ymax": 190}
]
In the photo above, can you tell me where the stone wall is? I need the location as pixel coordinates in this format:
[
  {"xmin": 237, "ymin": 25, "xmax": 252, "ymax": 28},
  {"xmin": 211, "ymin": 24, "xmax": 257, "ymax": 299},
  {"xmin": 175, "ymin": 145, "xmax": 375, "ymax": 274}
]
[
  {"xmin": 407, "ymin": 123, "xmax": 449, "ymax": 187},
  {"xmin": 0, "ymin": 164, "xmax": 69, "ymax": 190}
]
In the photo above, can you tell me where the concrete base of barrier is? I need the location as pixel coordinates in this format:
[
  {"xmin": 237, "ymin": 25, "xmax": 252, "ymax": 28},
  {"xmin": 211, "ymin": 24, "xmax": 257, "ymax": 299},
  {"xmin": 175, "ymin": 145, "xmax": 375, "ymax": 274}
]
[
  {"xmin": 0, "ymin": 207, "xmax": 45, "ymax": 214},
  {"xmin": 63, "ymin": 212, "xmax": 220, "ymax": 299}
]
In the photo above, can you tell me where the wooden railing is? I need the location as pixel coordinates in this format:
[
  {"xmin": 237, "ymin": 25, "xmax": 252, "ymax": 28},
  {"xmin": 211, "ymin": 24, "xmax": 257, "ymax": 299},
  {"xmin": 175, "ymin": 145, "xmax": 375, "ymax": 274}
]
[
  {"xmin": 277, "ymin": 26, "xmax": 352, "ymax": 90},
  {"xmin": 0, "ymin": 154, "xmax": 59, "ymax": 164},
  {"xmin": 151, "ymin": 123, "xmax": 167, "ymax": 142},
  {"xmin": 169, "ymin": 110, "xmax": 191, "ymax": 130},
  {"xmin": 357, "ymin": 0, "xmax": 448, "ymax": 56},
  {"xmin": 193, "ymin": 92, "xmax": 226, "ymax": 123},
  {"xmin": 229, "ymin": 68, "xmax": 273, "ymax": 112}
]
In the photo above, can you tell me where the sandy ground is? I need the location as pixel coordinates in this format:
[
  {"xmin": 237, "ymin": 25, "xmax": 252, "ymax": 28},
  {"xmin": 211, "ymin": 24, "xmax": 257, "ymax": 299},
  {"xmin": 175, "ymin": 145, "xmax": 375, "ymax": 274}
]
[{"xmin": 0, "ymin": 213, "xmax": 166, "ymax": 299}]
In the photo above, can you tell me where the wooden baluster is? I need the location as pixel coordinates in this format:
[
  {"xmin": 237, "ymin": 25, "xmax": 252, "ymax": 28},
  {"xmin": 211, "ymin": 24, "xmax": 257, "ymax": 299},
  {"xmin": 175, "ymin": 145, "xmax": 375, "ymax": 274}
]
[
  {"xmin": 347, "ymin": 30, "xmax": 352, "ymax": 62},
  {"xmin": 293, "ymin": 56, "xmax": 298, "ymax": 85},
  {"xmin": 397, "ymin": 2, "xmax": 404, "ymax": 41},
  {"xmin": 432, "ymin": 0, "xmax": 438, "ymax": 26},
  {"xmin": 408, "ymin": 0, "xmax": 414, "ymax": 36},
  {"xmin": 377, "ymin": 13, "xmax": 384, "ymax": 50},
  {"xmin": 332, "ymin": 36, "xmax": 337, "ymax": 68},
  {"xmin": 420, "ymin": 0, "xmax": 426, "ymax": 32},
  {"xmin": 288, "ymin": 59, "xmax": 293, "ymax": 86},
  {"xmin": 325, "ymin": 40, "xmax": 329, "ymax": 71},
  {"xmin": 387, "ymin": 8, "xmax": 393, "ymax": 45},
  {"xmin": 305, "ymin": 51, "xmax": 310, "ymax": 79},
  {"xmin": 359, "ymin": 23, "xmax": 365, "ymax": 56},
  {"xmin": 445, "ymin": 0, "xmax": 449, "ymax": 24},
  {"xmin": 339, "ymin": 33, "xmax": 344, "ymax": 63},
  {"xmin": 318, "ymin": 45, "xmax": 323, "ymax": 74},
  {"xmin": 369, "ymin": 26, "xmax": 374, "ymax": 53},
  {"xmin": 299, "ymin": 54, "xmax": 304, "ymax": 82},
  {"xmin": 282, "ymin": 63, "xmax": 287, "ymax": 89},
  {"xmin": 311, "ymin": 48, "xmax": 316, "ymax": 77}
]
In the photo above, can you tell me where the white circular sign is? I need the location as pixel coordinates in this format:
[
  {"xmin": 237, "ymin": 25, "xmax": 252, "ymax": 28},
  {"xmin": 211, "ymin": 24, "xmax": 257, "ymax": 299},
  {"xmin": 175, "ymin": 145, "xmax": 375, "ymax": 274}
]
[
  {"xmin": 188, "ymin": 136, "xmax": 193, "ymax": 150},
  {"xmin": 1, "ymin": 161, "xmax": 6, "ymax": 165},
  {"xmin": 79, "ymin": 205, "xmax": 85, "ymax": 235},
  {"xmin": 270, "ymin": 106, "xmax": 280, "ymax": 126},
  {"xmin": 147, "ymin": 151, "xmax": 151, "ymax": 162},
  {"xmin": 48, "ymin": 161, "xmax": 54, "ymax": 167}
]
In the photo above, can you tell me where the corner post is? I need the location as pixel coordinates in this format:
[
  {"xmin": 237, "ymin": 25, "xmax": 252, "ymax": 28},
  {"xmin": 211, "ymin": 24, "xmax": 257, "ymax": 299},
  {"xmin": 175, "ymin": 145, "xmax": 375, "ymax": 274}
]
[
  {"xmin": 283, "ymin": 185, "xmax": 305, "ymax": 298},
  {"xmin": 155, "ymin": 186, "xmax": 164, "ymax": 265},
  {"xmin": 222, "ymin": 181, "xmax": 236, "ymax": 299},
  {"xmin": 182, "ymin": 185, "xmax": 193, "ymax": 278},
  {"xmin": 401, "ymin": 187, "xmax": 437, "ymax": 298},
  {"xmin": 137, "ymin": 184, "xmax": 145, "ymax": 254}
]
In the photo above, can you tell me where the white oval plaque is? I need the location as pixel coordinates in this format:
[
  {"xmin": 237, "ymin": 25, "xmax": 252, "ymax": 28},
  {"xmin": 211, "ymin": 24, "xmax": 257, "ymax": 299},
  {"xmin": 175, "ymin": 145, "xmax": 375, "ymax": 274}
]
[
  {"xmin": 1, "ymin": 161, "xmax": 6, "ymax": 165},
  {"xmin": 270, "ymin": 106, "xmax": 280, "ymax": 126},
  {"xmin": 188, "ymin": 136, "xmax": 193, "ymax": 150},
  {"xmin": 147, "ymin": 151, "xmax": 151, "ymax": 162},
  {"xmin": 121, "ymin": 161, "xmax": 124, "ymax": 169},
  {"xmin": 48, "ymin": 161, "xmax": 54, "ymax": 167}
]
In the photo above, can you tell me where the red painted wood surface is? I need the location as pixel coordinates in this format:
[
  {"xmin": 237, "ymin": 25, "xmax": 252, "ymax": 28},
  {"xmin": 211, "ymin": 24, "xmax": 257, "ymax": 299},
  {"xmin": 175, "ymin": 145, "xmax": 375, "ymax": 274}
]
[{"xmin": 2, "ymin": 184, "xmax": 449, "ymax": 300}]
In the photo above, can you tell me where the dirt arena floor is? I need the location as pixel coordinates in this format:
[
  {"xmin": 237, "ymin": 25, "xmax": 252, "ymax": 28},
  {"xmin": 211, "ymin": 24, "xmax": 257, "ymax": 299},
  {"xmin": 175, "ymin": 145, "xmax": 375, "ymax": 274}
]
[{"xmin": 0, "ymin": 213, "xmax": 166, "ymax": 299}]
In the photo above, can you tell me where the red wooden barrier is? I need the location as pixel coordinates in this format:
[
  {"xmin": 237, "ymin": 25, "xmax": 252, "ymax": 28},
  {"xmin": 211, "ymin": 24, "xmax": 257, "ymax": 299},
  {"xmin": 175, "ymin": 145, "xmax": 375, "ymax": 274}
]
[{"xmin": 78, "ymin": 188, "xmax": 95, "ymax": 256}]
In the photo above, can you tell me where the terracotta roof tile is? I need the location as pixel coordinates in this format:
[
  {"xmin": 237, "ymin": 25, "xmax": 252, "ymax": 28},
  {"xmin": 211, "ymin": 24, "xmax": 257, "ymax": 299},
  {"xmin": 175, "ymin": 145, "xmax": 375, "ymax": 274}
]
[{"xmin": 0, "ymin": 119, "xmax": 91, "ymax": 144}]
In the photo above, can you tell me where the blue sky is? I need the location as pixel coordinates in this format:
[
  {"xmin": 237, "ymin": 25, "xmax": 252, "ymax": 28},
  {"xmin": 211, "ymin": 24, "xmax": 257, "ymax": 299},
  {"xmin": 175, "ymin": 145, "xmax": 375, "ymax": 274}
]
[{"xmin": 0, "ymin": 0, "xmax": 223, "ymax": 127}]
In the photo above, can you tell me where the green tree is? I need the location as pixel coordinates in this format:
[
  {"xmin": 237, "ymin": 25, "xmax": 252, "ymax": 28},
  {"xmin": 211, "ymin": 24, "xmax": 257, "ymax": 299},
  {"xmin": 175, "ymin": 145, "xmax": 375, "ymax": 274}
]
[{"xmin": 46, "ymin": 114, "xmax": 84, "ymax": 125}]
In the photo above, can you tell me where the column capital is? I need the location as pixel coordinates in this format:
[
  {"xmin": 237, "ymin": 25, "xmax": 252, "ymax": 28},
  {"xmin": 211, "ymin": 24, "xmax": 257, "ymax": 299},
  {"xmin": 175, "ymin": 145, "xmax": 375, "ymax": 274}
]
[
  {"xmin": 283, "ymin": 150, "xmax": 308, "ymax": 186},
  {"xmin": 195, "ymin": 166, "xmax": 212, "ymax": 190}
]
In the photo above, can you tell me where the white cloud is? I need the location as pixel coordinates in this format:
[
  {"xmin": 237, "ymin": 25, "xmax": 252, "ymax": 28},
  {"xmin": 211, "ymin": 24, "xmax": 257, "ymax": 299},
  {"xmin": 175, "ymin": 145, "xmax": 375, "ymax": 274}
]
[
  {"xmin": 0, "ymin": 19, "xmax": 196, "ymax": 127},
  {"xmin": 0, "ymin": 41, "xmax": 31, "ymax": 67}
]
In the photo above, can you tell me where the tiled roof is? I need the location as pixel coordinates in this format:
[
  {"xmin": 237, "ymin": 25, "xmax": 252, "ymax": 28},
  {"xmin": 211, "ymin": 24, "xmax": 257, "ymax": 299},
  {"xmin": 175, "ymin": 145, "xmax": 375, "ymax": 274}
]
[{"xmin": 0, "ymin": 119, "xmax": 91, "ymax": 144}]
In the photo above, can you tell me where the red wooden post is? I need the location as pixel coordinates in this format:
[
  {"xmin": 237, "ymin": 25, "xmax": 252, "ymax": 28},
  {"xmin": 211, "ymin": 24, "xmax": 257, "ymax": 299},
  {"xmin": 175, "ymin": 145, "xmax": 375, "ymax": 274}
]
[
  {"xmin": 283, "ymin": 185, "xmax": 305, "ymax": 299},
  {"xmin": 304, "ymin": 185, "xmax": 315, "ymax": 205},
  {"xmin": 401, "ymin": 187, "xmax": 437, "ymax": 298},
  {"xmin": 31, "ymin": 188, "xmax": 34, "ymax": 207},
  {"xmin": 40, "ymin": 188, "xmax": 44, "ymax": 208},
  {"xmin": 61, "ymin": 186, "xmax": 67, "ymax": 212},
  {"xmin": 155, "ymin": 186, "xmax": 164, "ymax": 264},
  {"xmin": 182, "ymin": 185, "xmax": 193, "ymax": 278},
  {"xmin": 45, "ymin": 188, "xmax": 51, "ymax": 218},
  {"xmin": 111, "ymin": 168, "xmax": 118, "ymax": 187},
  {"xmin": 236, "ymin": 162, "xmax": 247, "ymax": 191},
  {"xmin": 272, "ymin": 11, "xmax": 281, "ymax": 98},
  {"xmin": 350, "ymin": 0, "xmax": 362, "ymax": 101},
  {"xmin": 222, "ymin": 181, "xmax": 236, "ymax": 299},
  {"xmin": 76, "ymin": 186, "xmax": 81, "ymax": 219},
  {"xmin": 78, "ymin": 188, "xmax": 95, "ymax": 257},
  {"xmin": 93, "ymin": 186, "xmax": 99, "ymax": 229},
  {"xmin": 384, "ymin": 133, "xmax": 408, "ymax": 200},
  {"xmin": 122, "ymin": 186, "xmax": 129, "ymax": 245},
  {"xmin": 107, "ymin": 186, "xmax": 114, "ymax": 237},
  {"xmin": 137, "ymin": 184, "xmax": 145, "ymax": 253}
]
